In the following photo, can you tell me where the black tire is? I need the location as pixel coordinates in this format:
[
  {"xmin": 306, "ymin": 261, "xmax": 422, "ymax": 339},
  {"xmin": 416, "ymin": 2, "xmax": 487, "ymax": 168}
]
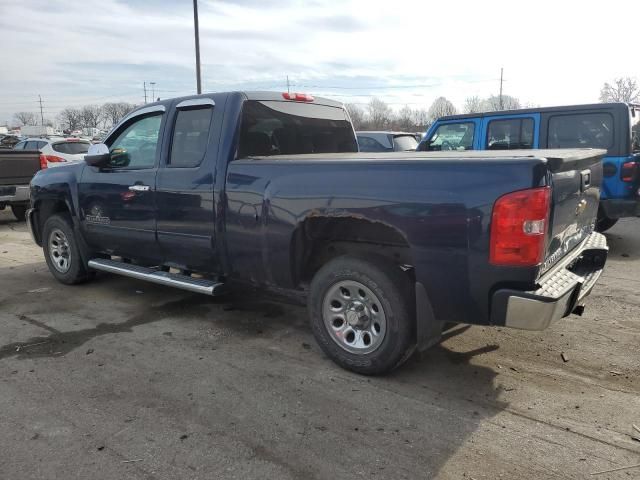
[
  {"xmin": 42, "ymin": 214, "xmax": 93, "ymax": 285},
  {"xmin": 308, "ymin": 255, "xmax": 415, "ymax": 375},
  {"xmin": 595, "ymin": 213, "xmax": 618, "ymax": 233},
  {"xmin": 11, "ymin": 205, "xmax": 26, "ymax": 221}
]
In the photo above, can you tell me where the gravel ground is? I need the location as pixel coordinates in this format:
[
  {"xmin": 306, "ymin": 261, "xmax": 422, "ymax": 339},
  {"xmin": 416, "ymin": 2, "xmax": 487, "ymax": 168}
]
[{"xmin": 0, "ymin": 209, "xmax": 638, "ymax": 479}]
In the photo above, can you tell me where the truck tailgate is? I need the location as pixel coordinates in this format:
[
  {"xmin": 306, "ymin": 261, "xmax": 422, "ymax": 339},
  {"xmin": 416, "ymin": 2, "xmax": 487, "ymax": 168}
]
[
  {"xmin": 541, "ymin": 149, "xmax": 605, "ymax": 275},
  {"xmin": 0, "ymin": 150, "xmax": 41, "ymax": 185}
]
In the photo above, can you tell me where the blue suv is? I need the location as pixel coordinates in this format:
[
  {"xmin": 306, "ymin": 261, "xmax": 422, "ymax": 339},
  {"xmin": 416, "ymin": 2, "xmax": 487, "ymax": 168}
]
[{"xmin": 418, "ymin": 103, "xmax": 640, "ymax": 231}]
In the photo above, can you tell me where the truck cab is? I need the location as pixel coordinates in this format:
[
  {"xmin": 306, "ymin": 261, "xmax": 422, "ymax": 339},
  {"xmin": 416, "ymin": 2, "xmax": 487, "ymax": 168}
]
[{"xmin": 418, "ymin": 103, "xmax": 640, "ymax": 231}]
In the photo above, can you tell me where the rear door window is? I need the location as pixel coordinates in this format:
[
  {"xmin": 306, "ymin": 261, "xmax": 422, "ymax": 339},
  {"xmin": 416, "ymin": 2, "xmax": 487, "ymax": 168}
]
[
  {"xmin": 237, "ymin": 100, "xmax": 357, "ymax": 158},
  {"xmin": 25, "ymin": 141, "xmax": 40, "ymax": 150},
  {"xmin": 548, "ymin": 113, "xmax": 613, "ymax": 149},
  {"xmin": 169, "ymin": 106, "xmax": 213, "ymax": 167},
  {"xmin": 52, "ymin": 142, "xmax": 90, "ymax": 155},
  {"xmin": 486, "ymin": 118, "xmax": 534, "ymax": 150},
  {"xmin": 426, "ymin": 122, "xmax": 475, "ymax": 151},
  {"xmin": 13, "ymin": 141, "xmax": 26, "ymax": 149}
]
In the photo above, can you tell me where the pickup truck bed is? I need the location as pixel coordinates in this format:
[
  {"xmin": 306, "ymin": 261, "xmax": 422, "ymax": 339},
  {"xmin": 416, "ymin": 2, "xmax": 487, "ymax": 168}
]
[
  {"xmin": 26, "ymin": 91, "xmax": 609, "ymax": 374},
  {"xmin": 0, "ymin": 149, "xmax": 41, "ymax": 220}
]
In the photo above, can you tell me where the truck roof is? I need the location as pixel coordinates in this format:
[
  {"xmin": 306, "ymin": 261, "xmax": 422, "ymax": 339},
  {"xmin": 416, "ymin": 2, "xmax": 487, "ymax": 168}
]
[
  {"xmin": 141, "ymin": 91, "xmax": 345, "ymax": 111},
  {"xmin": 438, "ymin": 102, "xmax": 632, "ymax": 121}
]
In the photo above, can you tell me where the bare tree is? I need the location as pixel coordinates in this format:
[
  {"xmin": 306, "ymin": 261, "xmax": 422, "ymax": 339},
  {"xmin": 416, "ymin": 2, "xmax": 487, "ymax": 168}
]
[
  {"xmin": 464, "ymin": 96, "xmax": 484, "ymax": 114},
  {"xmin": 80, "ymin": 105, "xmax": 103, "ymax": 129},
  {"xmin": 367, "ymin": 98, "xmax": 392, "ymax": 130},
  {"xmin": 396, "ymin": 105, "xmax": 415, "ymax": 131},
  {"xmin": 14, "ymin": 112, "xmax": 38, "ymax": 126},
  {"xmin": 427, "ymin": 97, "xmax": 457, "ymax": 123},
  {"xmin": 58, "ymin": 108, "xmax": 83, "ymax": 131},
  {"xmin": 483, "ymin": 94, "xmax": 521, "ymax": 111},
  {"xmin": 599, "ymin": 77, "xmax": 640, "ymax": 103},
  {"xmin": 413, "ymin": 109, "xmax": 430, "ymax": 130},
  {"xmin": 344, "ymin": 103, "xmax": 365, "ymax": 130},
  {"xmin": 102, "ymin": 102, "xmax": 136, "ymax": 128}
]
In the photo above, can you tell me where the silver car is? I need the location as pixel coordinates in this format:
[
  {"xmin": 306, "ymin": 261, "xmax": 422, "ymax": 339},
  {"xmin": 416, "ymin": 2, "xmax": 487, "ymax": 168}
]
[{"xmin": 14, "ymin": 137, "xmax": 91, "ymax": 168}]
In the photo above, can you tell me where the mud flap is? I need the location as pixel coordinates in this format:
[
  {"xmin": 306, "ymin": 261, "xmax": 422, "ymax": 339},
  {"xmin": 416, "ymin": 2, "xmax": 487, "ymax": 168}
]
[{"xmin": 415, "ymin": 281, "xmax": 444, "ymax": 351}]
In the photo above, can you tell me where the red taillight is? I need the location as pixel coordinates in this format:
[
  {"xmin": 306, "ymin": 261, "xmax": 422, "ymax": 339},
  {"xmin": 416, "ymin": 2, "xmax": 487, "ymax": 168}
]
[
  {"xmin": 44, "ymin": 155, "xmax": 66, "ymax": 163},
  {"xmin": 39, "ymin": 153, "xmax": 48, "ymax": 170},
  {"xmin": 490, "ymin": 187, "xmax": 551, "ymax": 267},
  {"xmin": 282, "ymin": 92, "xmax": 314, "ymax": 102},
  {"xmin": 620, "ymin": 161, "xmax": 637, "ymax": 182}
]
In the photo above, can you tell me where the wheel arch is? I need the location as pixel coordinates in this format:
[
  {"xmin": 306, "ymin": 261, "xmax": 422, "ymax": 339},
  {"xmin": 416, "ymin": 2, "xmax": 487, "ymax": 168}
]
[{"xmin": 290, "ymin": 215, "xmax": 414, "ymax": 287}]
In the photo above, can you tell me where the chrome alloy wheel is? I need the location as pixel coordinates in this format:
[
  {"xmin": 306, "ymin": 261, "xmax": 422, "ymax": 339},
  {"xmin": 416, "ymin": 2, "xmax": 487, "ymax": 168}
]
[
  {"xmin": 322, "ymin": 280, "xmax": 387, "ymax": 354},
  {"xmin": 48, "ymin": 228, "xmax": 71, "ymax": 273}
]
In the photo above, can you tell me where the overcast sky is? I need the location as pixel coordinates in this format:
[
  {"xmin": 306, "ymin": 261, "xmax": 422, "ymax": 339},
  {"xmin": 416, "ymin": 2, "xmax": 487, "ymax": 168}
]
[{"xmin": 0, "ymin": 0, "xmax": 638, "ymax": 125}]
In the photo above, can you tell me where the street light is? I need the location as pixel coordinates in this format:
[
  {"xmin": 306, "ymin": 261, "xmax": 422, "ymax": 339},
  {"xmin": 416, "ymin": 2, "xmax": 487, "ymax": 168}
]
[
  {"xmin": 193, "ymin": 0, "xmax": 202, "ymax": 94},
  {"xmin": 150, "ymin": 82, "xmax": 156, "ymax": 101}
]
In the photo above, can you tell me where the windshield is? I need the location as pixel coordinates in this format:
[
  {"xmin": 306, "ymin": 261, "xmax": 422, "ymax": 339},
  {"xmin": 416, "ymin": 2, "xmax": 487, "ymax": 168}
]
[
  {"xmin": 393, "ymin": 135, "xmax": 418, "ymax": 151},
  {"xmin": 52, "ymin": 141, "xmax": 90, "ymax": 155},
  {"xmin": 631, "ymin": 107, "xmax": 640, "ymax": 153},
  {"xmin": 426, "ymin": 122, "xmax": 475, "ymax": 151}
]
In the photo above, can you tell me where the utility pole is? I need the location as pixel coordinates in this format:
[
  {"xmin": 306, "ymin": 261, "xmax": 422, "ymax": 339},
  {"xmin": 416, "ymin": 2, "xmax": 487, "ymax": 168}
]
[
  {"xmin": 499, "ymin": 67, "xmax": 504, "ymax": 110},
  {"xmin": 150, "ymin": 82, "xmax": 156, "ymax": 102},
  {"xmin": 38, "ymin": 95, "xmax": 44, "ymax": 126},
  {"xmin": 286, "ymin": 75, "xmax": 290, "ymax": 94},
  {"xmin": 193, "ymin": 0, "xmax": 202, "ymax": 94},
  {"xmin": 144, "ymin": 82, "xmax": 147, "ymax": 104}
]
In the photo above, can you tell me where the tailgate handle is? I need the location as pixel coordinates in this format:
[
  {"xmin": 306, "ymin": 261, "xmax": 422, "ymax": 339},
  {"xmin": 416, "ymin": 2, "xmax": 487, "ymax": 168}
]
[{"xmin": 580, "ymin": 170, "xmax": 591, "ymax": 192}]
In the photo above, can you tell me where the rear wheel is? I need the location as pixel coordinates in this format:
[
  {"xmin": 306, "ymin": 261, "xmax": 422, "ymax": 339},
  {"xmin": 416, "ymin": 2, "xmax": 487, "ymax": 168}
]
[
  {"xmin": 11, "ymin": 205, "xmax": 26, "ymax": 221},
  {"xmin": 308, "ymin": 255, "xmax": 415, "ymax": 375},
  {"xmin": 42, "ymin": 214, "xmax": 93, "ymax": 284}
]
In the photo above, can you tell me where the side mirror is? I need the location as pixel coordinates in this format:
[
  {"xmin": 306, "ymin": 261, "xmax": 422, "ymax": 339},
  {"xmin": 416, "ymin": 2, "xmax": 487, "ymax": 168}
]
[{"xmin": 84, "ymin": 143, "xmax": 110, "ymax": 167}]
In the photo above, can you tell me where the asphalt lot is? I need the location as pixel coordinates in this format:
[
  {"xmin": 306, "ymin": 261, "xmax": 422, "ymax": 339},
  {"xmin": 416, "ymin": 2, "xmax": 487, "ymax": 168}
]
[{"xmin": 0, "ymin": 209, "xmax": 639, "ymax": 480}]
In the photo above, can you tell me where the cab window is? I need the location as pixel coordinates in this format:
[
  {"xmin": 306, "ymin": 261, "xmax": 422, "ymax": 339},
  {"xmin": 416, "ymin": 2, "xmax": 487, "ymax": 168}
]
[
  {"xmin": 237, "ymin": 100, "xmax": 357, "ymax": 158},
  {"xmin": 108, "ymin": 114, "xmax": 162, "ymax": 169},
  {"xmin": 426, "ymin": 122, "xmax": 475, "ymax": 151},
  {"xmin": 548, "ymin": 113, "xmax": 613, "ymax": 149},
  {"xmin": 169, "ymin": 107, "xmax": 213, "ymax": 168},
  {"xmin": 486, "ymin": 118, "xmax": 534, "ymax": 150}
]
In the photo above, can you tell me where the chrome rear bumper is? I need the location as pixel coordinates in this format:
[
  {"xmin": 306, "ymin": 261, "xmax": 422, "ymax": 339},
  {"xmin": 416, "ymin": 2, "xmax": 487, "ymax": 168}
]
[{"xmin": 491, "ymin": 231, "xmax": 608, "ymax": 331}]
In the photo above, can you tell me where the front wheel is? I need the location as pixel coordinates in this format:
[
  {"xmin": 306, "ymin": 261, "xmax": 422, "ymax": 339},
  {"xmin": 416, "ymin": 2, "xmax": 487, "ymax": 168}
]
[
  {"xmin": 42, "ymin": 214, "xmax": 93, "ymax": 285},
  {"xmin": 308, "ymin": 255, "xmax": 415, "ymax": 375}
]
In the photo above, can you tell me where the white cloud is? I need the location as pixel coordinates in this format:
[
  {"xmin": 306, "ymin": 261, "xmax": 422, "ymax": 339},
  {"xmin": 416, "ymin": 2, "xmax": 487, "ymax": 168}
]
[{"xmin": 0, "ymin": 0, "xmax": 638, "ymax": 124}]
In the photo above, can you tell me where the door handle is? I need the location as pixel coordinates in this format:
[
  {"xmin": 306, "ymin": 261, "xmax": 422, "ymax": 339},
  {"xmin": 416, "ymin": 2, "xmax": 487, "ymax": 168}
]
[{"xmin": 128, "ymin": 185, "xmax": 150, "ymax": 192}]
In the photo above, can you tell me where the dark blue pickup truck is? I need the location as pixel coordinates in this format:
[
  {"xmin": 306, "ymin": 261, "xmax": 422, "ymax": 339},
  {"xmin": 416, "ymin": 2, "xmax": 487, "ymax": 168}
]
[{"xmin": 27, "ymin": 91, "xmax": 608, "ymax": 374}]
